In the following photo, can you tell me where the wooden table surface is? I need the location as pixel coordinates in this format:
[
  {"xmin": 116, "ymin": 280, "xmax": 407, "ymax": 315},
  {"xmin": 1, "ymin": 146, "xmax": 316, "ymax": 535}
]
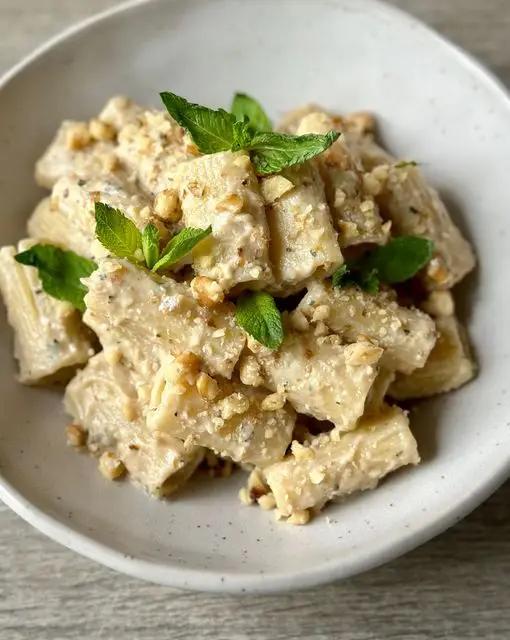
[{"xmin": 0, "ymin": 1, "xmax": 509, "ymax": 638}]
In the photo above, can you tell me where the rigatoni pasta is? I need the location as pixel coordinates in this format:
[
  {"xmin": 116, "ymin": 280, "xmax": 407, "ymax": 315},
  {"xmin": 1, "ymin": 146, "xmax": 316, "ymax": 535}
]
[
  {"xmin": 263, "ymin": 163, "xmax": 342, "ymax": 292},
  {"xmin": 297, "ymin": 280, "xmax": 437, "ymax": 374},
  {"xmin": 174, "ymin": 150, "xmax": 273, "ymax": 292},
  {"xmin": 0, "ymin": 239, "xmax": 94, "ymax": 384},
  {"xmin": 264, "ymin": 406, "xmax": 420, "ymax": 517},
  {"xmin": 65, "ymin": 353, "xmax": 203, "ymax": 497},
  {"xmin": 296, "ymin": 111, "xmax": 390, "ymax": 247},
  {"xmin": 29, "ymin": 175, "xmax": 157, "ymax": 261},
  {"xmin": 372, "ymin": 163, "xmax": 476, "ymax": 289},
  {"xmin": 148, "ymin": 356, "xmax": 295, "ymax": 467},
  {"xmin": 83, "ymin": 258, "xmax": 246, "ymax": 380},
  {"xmin": 244, "ymin": 329, "xmax": 382, "ymax": 431}
]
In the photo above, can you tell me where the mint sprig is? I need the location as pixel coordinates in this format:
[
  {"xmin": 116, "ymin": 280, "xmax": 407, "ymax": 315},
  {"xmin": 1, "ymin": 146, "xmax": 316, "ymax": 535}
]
[
  {"xmin": 95, "ymin": 202, "xmax": 143, "ymax": 263},
  {"xmin": 160, "ymin": 91, "xmax": 339, "ymax": 175},
  {"xmin": 231, "ymin": 93, "xmax": 272, "ymax": 133},
  {"xmin": 142, "ymin": 223, "xmax": 161, "ymax": 270},
  {"xmin": 95, "ymin": 202, "xmax": 211, "ymax": 273},
  {"xmin": 247, "ymin": 131, "xmax": 340, "ymax": 175},
  {"xmin": 152, "ymin": 226, "xmax": 212, "ymax": 272},
  {"xmin": 235, "ymin": 291, "xmax": 284, "ymax": 350},
  {"xmin": 15, "ymin": 244, "xmax": 97, "ymax": 312},
  {"xmin": 332, "ymin": 236, "xmax": 434, "ymax": 294}
]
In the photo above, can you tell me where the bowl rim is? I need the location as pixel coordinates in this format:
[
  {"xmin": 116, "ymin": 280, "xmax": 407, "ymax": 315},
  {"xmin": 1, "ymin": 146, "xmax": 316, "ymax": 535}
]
[{"xmin": 0, "ymin": 0, "xmax": 509, "ymax": 594}]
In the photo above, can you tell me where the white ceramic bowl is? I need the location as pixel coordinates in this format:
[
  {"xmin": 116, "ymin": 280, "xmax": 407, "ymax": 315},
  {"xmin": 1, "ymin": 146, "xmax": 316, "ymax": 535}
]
[{"xmin": 0, "ymin": 0, "xmax": 509, "ymax": 594}]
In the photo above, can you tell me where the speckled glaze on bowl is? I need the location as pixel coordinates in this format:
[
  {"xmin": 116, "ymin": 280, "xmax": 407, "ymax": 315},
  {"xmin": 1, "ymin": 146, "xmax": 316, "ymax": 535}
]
[{"xmin": 0, "ymin": 0, "xmax": 509, "ymax": 594}]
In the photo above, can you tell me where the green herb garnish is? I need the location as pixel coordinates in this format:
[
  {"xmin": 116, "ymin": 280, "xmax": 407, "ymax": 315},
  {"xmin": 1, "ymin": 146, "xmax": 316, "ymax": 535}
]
[
  {"xmin": 395, "ymin": 160, "xmax": 419, "ymax": 169},
  {"xmin": 235, "ymin": 291, "xmax": 284, "ymax": 350},
  {"xmin": 160, "ymin": 91, "xmax": 339, "ymax": 175},
  {"xmin": 151, "ymin": 226, "xmax": 212, "ymax": 272},
  {"xmin": 95, "ymin": 202, "xmax": 211, "ymax": 273},
  {"xmin": 160, "ymin": 92, "xmax": 250, "ymax": 154},
  {"xmin": 15, "ymin": 244, "xmax": 97, "ymax": 311},
  {"xmin": 332, "ymin": 236, "xmax": 434, "ymax": 294},
  {"xmin": 231, "ymin": 92, "xmax": 272, "ymax": 133},
  {"xmin": 247, "ymin": 130, "xmax": 339, "ymax": 175},
  {"xmin": 95, "ymin": 202, "xmax": 143, "ymax": 263},
  {"xmin": 141, "ymin": 223, "xmax": 161, "ymax": 270},
  {"xmin": 331, "ymin": 263, "xmax": 349, "ymax": 288}
]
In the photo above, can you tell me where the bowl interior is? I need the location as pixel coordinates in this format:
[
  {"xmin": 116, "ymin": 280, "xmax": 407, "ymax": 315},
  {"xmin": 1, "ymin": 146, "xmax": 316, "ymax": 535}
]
[{"xmin": 0, "ymin": 0, "xmax": 509, "ymax": 592}]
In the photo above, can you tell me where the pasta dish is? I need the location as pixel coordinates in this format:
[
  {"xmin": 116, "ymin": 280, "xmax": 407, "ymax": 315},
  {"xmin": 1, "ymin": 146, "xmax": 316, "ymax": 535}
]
[{"xmin": 0, "ymin": 91, "xmax": 476, "ymax": 525}]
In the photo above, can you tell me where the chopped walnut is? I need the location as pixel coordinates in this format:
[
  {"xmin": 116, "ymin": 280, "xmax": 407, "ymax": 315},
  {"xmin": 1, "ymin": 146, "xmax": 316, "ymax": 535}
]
[
  {"xmin": 372, "ymin": 164, "xmax": 390, "ymax": 183},
  {"xmin": 65, "ymin": 123, "xmax": 91, "ymax": 150},
  {"xmin": 257, "ymin": 493, "xmax": 276, "ymax": 510},
  {"xmin": 313, "ymin": 321, "xmax": 329, "ymax": 337},
  {"xmin": 362, "ymin": 172, "xmax": 383, "ymax": 196},
  {"xmin": 183, "ymin": 133, "xmax": 200, "ymax": 156},
  {"xmin": 98, "ymin": 452, "xmax": 126, "ymax": 480},
  {"xmin": 239, "ymin": 355, "xmax": 264, "ymax": 387},
  {"xmin": 89, "ymin": 118, "xmax": 116, "ymax": 142},
  {"xmin": 176, "ymin": 351, "xmax": 202, "ymax": 373},
  {"xmin": 220, "ymin": 392, "xmax": 250, "ymax": 420},
  {"xmin": 154, "ymin": 188, "xmax": 182, "ymax": 222},
  {"xmin": 309, "ymin": 468, "xmax": 326, "ymax": 485},
  {"xmin": 238, "ymin": 487, "xmax": 253, "ymax": 505},
  {"xmin": 344, "ymin": 342, "xmax": 383, "ymax": 366},
  {"xmin": 289, "ymin": 309, "xmax": 310, "ymax": 332},
  {"xmin": 190, "ymin": 276, "xmax": 224, "ymax": 307},
  {"xmin": 104, "ymin": 347, "xmax": 122, "ymax": 366},
  {"xmin": 426, "ymin": 257, "xmax": 450, "ymax": 288},
  {"xmin": 338, "ymin": 220, "xmax": 359, "ymax": 241},
  {"xmin": 196, "ymin": 371, "xmax": 219, "ymax": 401},
  {"xmin": 291, "ymin": 440, "xmax": 314, "ymax": 461},
  {"xmin": 312, "ymin": 304, "xmax": 330, "ymax": 322},
  {"xmin": 287, "ymin": 509, "xmax": 311, "ymax": 526},
  {"xmin": 66, "ymin": 423, "xmax": 87, "ymax": 447},
  {"xmin": 247, "ymin": 468, "xmax": 268, "ymax": 501},
  {"xmin": 360, "ymin": 199, "xmax": 376, "ymax": 214},
  {"xmin": 421, "ymin": 290, "xmax": 455, "ymax": 317},
  {"xmin": 164, "ymin": 352, "xmax": 202, "ymax": 388},
  {"xmin": 261, "ymin": 392, "xmax": 286, "ymax": 412},
  {"xmin": 260, "ymin": 175, "xmax": 294, "ymax": 204},
  {"xmin": 217, "ymin": 193, "xmax": 244, "ymax": 213}
]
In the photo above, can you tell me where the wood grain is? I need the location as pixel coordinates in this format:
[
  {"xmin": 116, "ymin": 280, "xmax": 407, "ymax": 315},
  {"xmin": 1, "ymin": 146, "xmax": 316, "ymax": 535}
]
[{"xmin": 0, "ymin": 1, "xmax": 509, "ymax": 638}]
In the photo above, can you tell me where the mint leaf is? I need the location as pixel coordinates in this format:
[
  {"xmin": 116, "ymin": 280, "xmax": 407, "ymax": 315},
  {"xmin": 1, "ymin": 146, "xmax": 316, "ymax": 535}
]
[
  {"xmin": 332, "ymin": 236, "xmax": 434, "ymax": 294},
  {"xmin": 95, "ymin": 202, "xmax": 143, "ymax": 263},
  {"xmin": 152, "ymin": 226, "xmax": 212, "ymax": 272},
  {"xmin": 15, "ymin": 244, "xmax": 97, "ymax": 312},
  {"xmin": 232, "ymin": 119, "xmax": 255, "ymax": 150},
  {"xmin": 332, "ymin": 263, "xmax": 380, "ymax": 294},
  {"xmin": 358, "ymin": 268, "xmax": 380, "ymax": 294},
  {"xmin": 395, "ymin": 160, "xmax": 419, "ymax": 169},
  {"xmin": 142, "ymin": 224, "xmax": 160, "ymax": 270},
  {"xmin": 364, "ymin": 236, "xmax": 434, "ymax": 284},
  {"xmin": 231, "ymin": 93, "xmax": 272, "ymax": 133},
  {"xmin": 160, "ymin": 91, "xmax": 251, "ymax": 154},
  {"xmin": 247, "ymin": 131, "xmax": 340, "ymax": 175},
  {"xmin": 235, "ymin": 291, "xmax": 284, "ymax": 350},
  {"xmin": 332, "ymin": 263, "xmax": 349, "ymax": 288}
]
